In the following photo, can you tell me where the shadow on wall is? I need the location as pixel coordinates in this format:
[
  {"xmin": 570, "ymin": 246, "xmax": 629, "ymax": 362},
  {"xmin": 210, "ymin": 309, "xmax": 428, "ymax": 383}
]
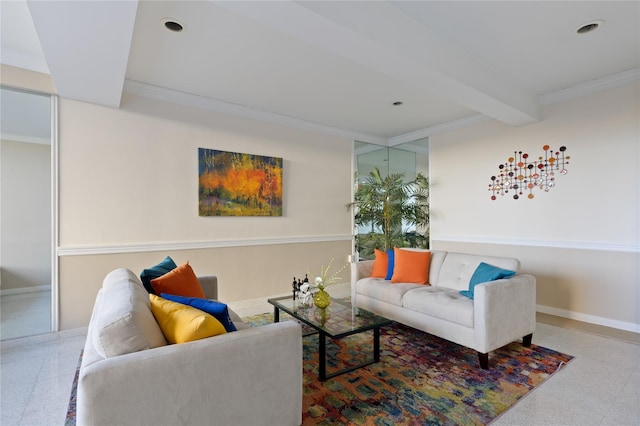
[{"xmin": 534, "ymin": 273, "xmax": 572, "ymax": 311}]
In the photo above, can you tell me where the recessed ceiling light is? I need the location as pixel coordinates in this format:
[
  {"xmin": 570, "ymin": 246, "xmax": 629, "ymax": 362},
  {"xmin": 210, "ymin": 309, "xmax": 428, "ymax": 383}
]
[
  {"xmin": 162, "ymin": 18, "xmax": 184, "ymax": 32},
  {"xmin": 576, "ymin": 19, "xmax": 604, "ymax": 34},
  {"xmin": 392, "ymin": 101, "xmax": 403, "ymax": 106}
]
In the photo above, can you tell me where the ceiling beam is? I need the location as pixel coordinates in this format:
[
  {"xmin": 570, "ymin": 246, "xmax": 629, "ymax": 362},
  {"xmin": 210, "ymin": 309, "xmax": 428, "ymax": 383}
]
[
  {"xmin": 216, "ymin": 0, "xmax": 540, "ymax": 126},
  {"xmin": 27, "ymin": 0, "xmax": 138, "ymax": 108}
]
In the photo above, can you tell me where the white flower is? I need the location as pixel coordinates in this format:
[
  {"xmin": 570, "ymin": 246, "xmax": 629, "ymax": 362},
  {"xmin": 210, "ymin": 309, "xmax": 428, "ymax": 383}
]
[
  {"xmin": 302, "ymin": 291, "xmax": 314, "ymax": 305},
  {"xmin": 314, "ymin": 277, "xmax": 323, "ymax": 285}
]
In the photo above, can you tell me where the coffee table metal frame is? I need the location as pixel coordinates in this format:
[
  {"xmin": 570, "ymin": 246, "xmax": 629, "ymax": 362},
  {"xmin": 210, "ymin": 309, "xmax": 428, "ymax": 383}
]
[{"xmin": 267, "ymin": 296, "xmax": 391, "ymax": 381}]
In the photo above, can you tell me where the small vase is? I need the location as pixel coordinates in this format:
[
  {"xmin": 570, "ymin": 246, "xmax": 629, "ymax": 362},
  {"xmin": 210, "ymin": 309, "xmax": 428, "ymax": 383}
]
[
  {"xmin": 314, "ymin": 307, "xmax": 330, "ymax": 325},
  {"xmin": 313, "ymin": 288, "xmax": 331, "ymax": 309}
]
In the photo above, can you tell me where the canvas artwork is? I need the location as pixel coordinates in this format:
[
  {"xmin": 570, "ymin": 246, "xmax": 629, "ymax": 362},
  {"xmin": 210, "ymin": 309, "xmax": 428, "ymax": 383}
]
[{"xmin": 198, "ymin": 148, "xmax": 283, "ymax": 216}]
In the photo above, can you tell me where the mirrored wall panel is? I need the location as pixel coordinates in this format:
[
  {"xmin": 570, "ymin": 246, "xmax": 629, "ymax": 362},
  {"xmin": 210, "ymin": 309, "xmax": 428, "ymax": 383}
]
[
  {"xmin": 1, "ymin": 86, "xmax": 53, "ymax": 340},
  {"xmin": 353, "ymin": 138, "xmax": 430, "ymax": 260}
]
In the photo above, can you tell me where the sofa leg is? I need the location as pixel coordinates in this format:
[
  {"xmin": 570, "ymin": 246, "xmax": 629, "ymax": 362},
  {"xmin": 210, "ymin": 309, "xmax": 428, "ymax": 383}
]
[
  {"xmin": 478, "ymin": 352, "xmax": 489, "ymax": 369},
  {"xmin": 523, "ymin": 333, "xmax": 533, "ymax": 347}
]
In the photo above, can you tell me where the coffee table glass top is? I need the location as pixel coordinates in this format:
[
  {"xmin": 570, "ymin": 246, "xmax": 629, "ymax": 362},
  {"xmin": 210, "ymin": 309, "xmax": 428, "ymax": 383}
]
[{"xmin": 267, "ymin": 296, "xmax": 391, "ymax": 338}]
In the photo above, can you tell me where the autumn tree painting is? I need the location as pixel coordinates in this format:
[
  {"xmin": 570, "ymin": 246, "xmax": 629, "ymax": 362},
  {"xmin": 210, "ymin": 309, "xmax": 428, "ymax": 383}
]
[{"xmin": 199, "ymin": 148, "xmax": 283, "ymax": 216}]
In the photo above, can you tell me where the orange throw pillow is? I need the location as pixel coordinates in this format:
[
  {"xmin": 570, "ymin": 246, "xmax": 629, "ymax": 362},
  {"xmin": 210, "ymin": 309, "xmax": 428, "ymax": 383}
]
[
  {"xmin": 370, "ymin": 248, "xmax": 389, "ymax": 278},
  {"xmin": 391, "ymin": 248, "xmax": 431, "ymax": 284},
  {"xmin": 151, "ymin": 261, "xmax": 206, "ymax": 298}
]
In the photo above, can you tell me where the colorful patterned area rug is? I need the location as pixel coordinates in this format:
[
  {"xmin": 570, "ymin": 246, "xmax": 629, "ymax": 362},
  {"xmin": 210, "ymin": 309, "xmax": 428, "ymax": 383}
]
[{"xmin": 66, "ymin": 313, "xmax": 573, "ymax": 425}]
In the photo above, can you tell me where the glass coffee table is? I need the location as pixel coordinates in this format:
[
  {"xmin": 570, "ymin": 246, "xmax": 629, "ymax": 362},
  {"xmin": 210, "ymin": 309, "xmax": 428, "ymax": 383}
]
[{"xmin": 267, "ymin": 296, "xmax": 392, "ymax": 381}]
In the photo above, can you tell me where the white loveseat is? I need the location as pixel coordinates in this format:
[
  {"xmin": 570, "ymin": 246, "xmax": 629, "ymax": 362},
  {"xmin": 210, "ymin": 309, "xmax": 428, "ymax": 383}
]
[
  {"xmin": 351, "ymin": 250, "xmax": 536, "ymax": 369},
  {"xmin": 78, "ymin": 268, "xmax": 302, "ymax": 426}
]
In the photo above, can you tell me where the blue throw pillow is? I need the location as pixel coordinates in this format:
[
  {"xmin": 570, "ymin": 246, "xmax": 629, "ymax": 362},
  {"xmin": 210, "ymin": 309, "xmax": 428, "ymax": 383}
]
[
  {"xmin": 385, "ymin": 249, "xmax": 395, "ymax": 280},
  {"xmin": 160, "ymin": 293, "xmax": 237, "ymax": 332},
  {"xmin": 459, "ymin": 262, "xmax": 516, "ymax": 299},
  {"xmin": 140, "ymin": 256, "xmax": 178, "ymax": 295}
]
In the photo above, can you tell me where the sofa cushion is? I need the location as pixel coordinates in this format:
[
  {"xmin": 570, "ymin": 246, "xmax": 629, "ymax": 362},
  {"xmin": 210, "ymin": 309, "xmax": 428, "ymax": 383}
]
[
  {"xmin": 402, "ymin": 286, "xmax": 474, "ymax": 328},
  {"xmin": 140, "ymin": 256, "xmax": 177, "ymax": 294},
  {"xmin": 92, "ymin": 269, "xmax": 167, "ymax": 358},
  {"xmin": 370, "ymin": 248, "xmax": 389, "ymax": 278},
  {"xmin": 391, "ymin": 248, "xmax": 430, "ymax": 284},
  {"xmin": 436, "ymin": 252, "xmax": 520, "ymax": 291},
  {"xmin": 460, "ymin": 262, "xmax": 516, "ymax": 299},
  {"xmin": 149, "ymin": 295, "xmax": 227, "ymax": 344},
  {"xmin": 160, "ymin": 293, "xmax": 237, "ymax": 332},
  {"xmin": 151, "ymin": 262, "xmax": 206, "ymax": 298},
  {"xmin": 356, "ymin": 277, "xmax": 424, "ymax": 307}
]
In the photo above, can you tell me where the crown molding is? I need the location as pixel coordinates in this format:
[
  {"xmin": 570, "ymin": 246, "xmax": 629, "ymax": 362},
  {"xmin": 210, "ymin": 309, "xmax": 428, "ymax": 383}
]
[
  {"xmin": 123, "ymin": 69, "xmax": 638, "ymax": 148},
  {"xmin": 539, "ymin": 68, "xmax": 640, "ymax": 106},
  {"xmin": 388, "ymin": 114, "xmax": 490, "ymax": 146},
  {"xmin": 57, "ymin": 234, "xmax": 352, "ymax": 256},
  {"xmin": 388, "ymin": 68, "xmax": 640, "ymax": 145},
  {"xmin": 123, "ymin": 80, "xmax": 386, "ymax": 145}
]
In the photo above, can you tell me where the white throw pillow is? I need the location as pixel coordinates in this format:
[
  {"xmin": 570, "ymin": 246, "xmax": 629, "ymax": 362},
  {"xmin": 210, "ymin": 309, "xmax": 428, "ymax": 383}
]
[{"xmin": 92, "ymin": 268, "xmax": 167, "ymax": 358}]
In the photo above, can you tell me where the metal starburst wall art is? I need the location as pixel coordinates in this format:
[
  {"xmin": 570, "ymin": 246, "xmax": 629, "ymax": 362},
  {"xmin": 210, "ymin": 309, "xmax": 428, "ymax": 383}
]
[{"xmin": 489, "ymin": 145, "xmax": 569, "ymax": 200}]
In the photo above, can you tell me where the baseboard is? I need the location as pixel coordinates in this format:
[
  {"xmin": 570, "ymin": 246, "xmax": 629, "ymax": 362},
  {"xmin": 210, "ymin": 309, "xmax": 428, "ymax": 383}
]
[
  {"xmin": 537, "ymin": 304, "xmax": 640, "ymax": 334},
  {"xmin": 0, "ymin": 326, "xmax": 87, "ymax": 350},
  {"xmin": 0, "ymin": 285, "xmax": 50, "ymax": 297}
]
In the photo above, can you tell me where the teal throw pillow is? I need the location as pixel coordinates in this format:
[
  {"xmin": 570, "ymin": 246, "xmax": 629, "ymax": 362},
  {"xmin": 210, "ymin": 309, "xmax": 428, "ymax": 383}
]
[
  {"xmin": 160, "ymin": 293, "xmax": 237, "ymax": 332},
  {"xmin": 140, "ymin": 256, "xmax": 178, "ymax": 295},
  {"xmin": 460, "ymin": 262, "xmax": 516, "ymax": 299},
  {"xmin": 385, "ymin": 249, "xmax": 395, "ymax": 280}
]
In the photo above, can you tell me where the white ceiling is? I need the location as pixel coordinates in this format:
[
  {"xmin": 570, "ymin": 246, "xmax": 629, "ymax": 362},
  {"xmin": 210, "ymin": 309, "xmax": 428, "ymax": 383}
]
[{"xmin": 1, "ymin": 1, "xmax": 638, "ymax": 145}]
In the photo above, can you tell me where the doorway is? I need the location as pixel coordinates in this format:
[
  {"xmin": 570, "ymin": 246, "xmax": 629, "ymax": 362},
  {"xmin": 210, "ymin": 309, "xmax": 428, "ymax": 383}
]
[{"xmin": 0, "ymin": 86, "xmax": 55, "ymax": 340}]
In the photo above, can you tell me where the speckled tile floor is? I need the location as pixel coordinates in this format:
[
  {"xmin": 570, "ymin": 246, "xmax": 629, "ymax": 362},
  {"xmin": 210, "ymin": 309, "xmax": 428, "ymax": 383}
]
[{"xmin": 1, "ymin": 288, "xmax": 638, "ymax": 425}]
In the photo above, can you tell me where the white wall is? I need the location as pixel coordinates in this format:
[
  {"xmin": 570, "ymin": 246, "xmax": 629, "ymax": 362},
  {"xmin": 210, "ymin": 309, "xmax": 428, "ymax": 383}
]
[
  {"xmin": 4, "ymin": 64, "xmax": 638, "ymax": 332},
  {"xmin": 57, "ymin": 94, "xmax": 353, "ymax": 329},
  {"xmin": 0, "ymin": 139, "xmax": 51, "ymax": 290},
  {"xmin": 59, "ymin": 94, "xmax": 352, "ymax": 247},
  {"xmin": 430, "ymin": 82, "xmax": 640, "ymax": 332}
]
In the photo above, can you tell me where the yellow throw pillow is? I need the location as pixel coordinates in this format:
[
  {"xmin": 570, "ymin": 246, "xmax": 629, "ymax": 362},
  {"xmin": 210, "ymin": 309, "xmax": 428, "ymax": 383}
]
[
  {"xmin": 149, "ymin": 294, "xmax": 227, "ymax": 344},
  {"xmin": 150, "ymin": 261, "xmax": 206, "ymax": 298},
  {"xmin": 370, "ymin": 248, "xmax": 389, "ymax": 278},
  {"xmin": 391, "ymin": 248, "xmax": 431, "ymax": 284}
]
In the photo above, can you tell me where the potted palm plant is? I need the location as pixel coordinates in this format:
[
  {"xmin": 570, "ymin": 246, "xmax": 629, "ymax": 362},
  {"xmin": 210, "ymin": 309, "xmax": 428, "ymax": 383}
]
[{"xmin": 348, "ymin": 167, "xmax": 429, "ymax": 259}]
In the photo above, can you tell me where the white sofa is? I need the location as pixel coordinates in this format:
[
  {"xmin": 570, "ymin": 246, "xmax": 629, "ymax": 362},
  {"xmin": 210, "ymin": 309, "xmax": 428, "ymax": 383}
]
[
  {"xmin": 77, "ymin": 268, "xmax": 302, "ymax": 426},
  {"xmin": 351, "ymin": 250, "xmax": 536, "ymax": 369}
]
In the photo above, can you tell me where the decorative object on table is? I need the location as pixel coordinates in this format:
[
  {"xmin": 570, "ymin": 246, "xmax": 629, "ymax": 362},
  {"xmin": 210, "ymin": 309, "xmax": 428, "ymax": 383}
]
[
  {"xmin": 198, "ymin": 148, "xmax": 283, "ymax": 216},
  {"xmin": 313, "ymin": 287, "xmax": 331, "ymax": 309},
  {"xmin": 313, "ymin": 307, "xmax": 330, "ymax": 325},
  {"xmin": 311, "ymin": 258, "xmax": 348, "ymax": 309},
  {"xmin": 489, "ymin": 145, "xmax": 570, "ymax": 200},
  {"xmin": 292, "ymin": 274, "xmax": 310, "ymax": 302},
  {"xmin": 298, "ymin": 282, "xmax": 315, "ymax": 307}
]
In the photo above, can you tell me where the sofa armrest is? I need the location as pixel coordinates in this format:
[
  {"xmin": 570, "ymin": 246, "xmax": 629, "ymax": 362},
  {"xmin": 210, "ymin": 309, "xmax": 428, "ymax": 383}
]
[
  {"xmin": 78, "ymin": 321, "xmax": 302, "ymax": 426},
  {"xmin": 198, "ymin": 275, "xmax": 218, "ymax": 299},
  {"xmin": 351, "ymin": 260, "xmax": 374, "ymax": 314},
  {"xmin": 351, "ymin": 260, "xmax": 374, "ymax": 283},
  {"xmin": 473, "ymin": 274, "xmax": 536, "ymax": 354}
]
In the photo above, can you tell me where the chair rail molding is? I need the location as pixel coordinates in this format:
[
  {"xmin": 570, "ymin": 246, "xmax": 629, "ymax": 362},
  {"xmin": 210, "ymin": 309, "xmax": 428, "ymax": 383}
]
[{"xmin": 57, "ymin": 234, "xmax": 353, "ymax": 256}]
